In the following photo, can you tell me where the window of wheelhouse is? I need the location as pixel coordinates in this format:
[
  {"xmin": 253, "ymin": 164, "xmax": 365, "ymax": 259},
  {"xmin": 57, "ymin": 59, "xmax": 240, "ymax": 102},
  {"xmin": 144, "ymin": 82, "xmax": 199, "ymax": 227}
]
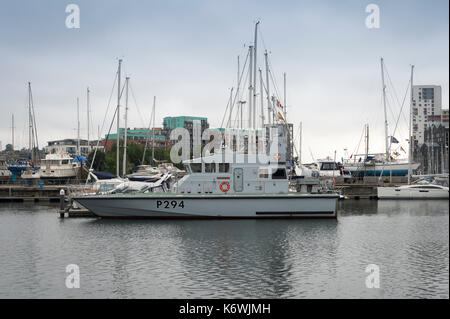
[
  {"xmin": 219, "ymin": 163, "xmax": 230, "ymax": 173},
  {"xmin": 205, "ymin": 163, "xmax": 216, "ymax": 173},
  {"xmin": 271, "ymin": 168, "xmax": 287, "ymax": 179},
  {"xmin": 190, "ymin": 163, "xmax": 202, "ymax": 173}
]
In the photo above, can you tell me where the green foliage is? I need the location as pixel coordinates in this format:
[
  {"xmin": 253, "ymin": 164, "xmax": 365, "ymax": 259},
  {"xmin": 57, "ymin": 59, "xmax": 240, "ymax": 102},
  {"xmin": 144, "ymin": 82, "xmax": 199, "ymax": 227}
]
[{"xmin": 87, "ymin": 141, "xmax": 173, "ymax": 175}]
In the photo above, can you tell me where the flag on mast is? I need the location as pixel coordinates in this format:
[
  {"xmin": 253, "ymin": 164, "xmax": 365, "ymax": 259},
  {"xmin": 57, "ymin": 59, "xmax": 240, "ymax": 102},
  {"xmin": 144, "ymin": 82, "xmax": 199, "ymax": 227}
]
[
  {"xmin": 276, "ymin": 99, "xmax": 283, "ymax": 109},
  {"xmin": 277, "ymin": 112, "xmax": 285, "ymax": 121}
]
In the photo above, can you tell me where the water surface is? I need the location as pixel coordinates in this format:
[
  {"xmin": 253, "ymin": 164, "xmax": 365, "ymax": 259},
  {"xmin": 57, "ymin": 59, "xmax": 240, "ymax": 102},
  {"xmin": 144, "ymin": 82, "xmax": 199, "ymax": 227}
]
[{"xmin": 0, "ymin": 200, "xmax": 448, "ymax": 298}]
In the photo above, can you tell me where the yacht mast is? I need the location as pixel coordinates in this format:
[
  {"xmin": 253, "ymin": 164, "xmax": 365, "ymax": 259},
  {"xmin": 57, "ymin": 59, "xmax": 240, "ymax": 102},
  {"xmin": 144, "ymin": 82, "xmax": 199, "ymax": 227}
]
[
  {"xmin": 299, "ymin": 122, "xmax": 302, "ymax": 165},
  {"xmin": 259, "ymin": 68, "xmax": 265, "ymax": 128},
  {"xmin": 28, "ymin": 82, "xmax": 32, "ymax": 159},
  {"xmin": 122, "ymin": 77, "xmax": 129, "ymax": 176},
  {"xmin": 283, "ymin": 73, "xmax": 287, "ymax": 122},
  {"xmin": 77, "ymin": 97, "xmax": 80, "ymax": 156},
  {"xmin": 116, "ymin": 59, "xmax": 122, "ymax": 177},
  {"xmin": 248, "ymin": 45, "xmax": 253, "ymax": 129},
  {"xmin": 253, "ymin": 21, "xmax": 259, "ymax": 130},
  {"xmin": 408, "ymin": 65, "xmax": 414, "ymax": 184},
  {"xmin": 380, "ymin": 58, "xmax": 389, "ymax": 161},
  {"xmin": 237, "ymin": 55, "xmax": 240, "ymax": 128},
  {"xmin": 264, "ymin": 51, "xmax": 272, "ymax": 125},
  {"xmin": 87, "ymin": 87, "xmax": 90, "ymax": 154},
  {"xmin": 152, "ymin": 96, "xmax": 156, "ymax": 166},
  {"xmin": 11, "ymin": 114, "xmax": 14, "ymax": 154}
]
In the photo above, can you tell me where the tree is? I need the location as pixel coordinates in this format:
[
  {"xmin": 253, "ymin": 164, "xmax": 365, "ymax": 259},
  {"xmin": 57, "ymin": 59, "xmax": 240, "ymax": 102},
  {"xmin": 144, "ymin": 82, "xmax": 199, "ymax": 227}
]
[{"xmin": 5, "ymin": 144, "xmax": 13, "ymax": 152}]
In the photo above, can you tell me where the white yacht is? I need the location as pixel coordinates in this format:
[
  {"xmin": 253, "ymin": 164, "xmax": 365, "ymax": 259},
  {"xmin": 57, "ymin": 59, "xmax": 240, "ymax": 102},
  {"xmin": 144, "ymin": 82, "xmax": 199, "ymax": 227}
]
[
  {"xmin": 378, "ymin": 183, "xmax": 449, "ymax": 199},
  {"xmin": 73, "ymin": 153, "xmax": 338, "ymax": 219},
  {"xmin": 38, "ymin": 153, "xmax": 81, "ymax": 180},
  {"xmin": 0, "ymin": 158, "xmax": 11, "ymax": 179}
]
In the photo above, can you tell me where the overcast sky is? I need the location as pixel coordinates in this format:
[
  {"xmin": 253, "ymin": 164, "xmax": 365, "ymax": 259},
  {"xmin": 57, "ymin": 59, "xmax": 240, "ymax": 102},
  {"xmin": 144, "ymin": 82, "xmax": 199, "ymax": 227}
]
[{"xmin": 0, "ymin": 0, "xmax": 448, "ymax": 162}]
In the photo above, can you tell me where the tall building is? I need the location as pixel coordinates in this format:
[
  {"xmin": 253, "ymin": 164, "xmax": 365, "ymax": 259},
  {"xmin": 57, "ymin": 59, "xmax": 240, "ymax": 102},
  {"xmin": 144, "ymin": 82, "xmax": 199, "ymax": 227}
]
[
  {"xmin": 412, "ymin": 85, "xmax": 442, "ymax": 145},
  {"xmin": 442, "ymin": 109, "xmax": 449, "ymax": 128},
  {"xmin": 163, "ymin": 116, "xmax": 209, "ymax": 148}
]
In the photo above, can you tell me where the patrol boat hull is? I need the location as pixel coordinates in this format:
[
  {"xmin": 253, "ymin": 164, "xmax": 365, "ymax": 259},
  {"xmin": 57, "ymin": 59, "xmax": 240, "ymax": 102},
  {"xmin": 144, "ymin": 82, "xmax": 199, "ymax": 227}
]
[{"xmin": 73, "ymin": 193, "xmax": 338, "ymax": 219}]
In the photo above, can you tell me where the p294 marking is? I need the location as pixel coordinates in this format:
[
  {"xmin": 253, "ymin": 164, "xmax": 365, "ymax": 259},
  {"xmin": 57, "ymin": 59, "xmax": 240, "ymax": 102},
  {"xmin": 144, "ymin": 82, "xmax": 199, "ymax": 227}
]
[{"xmin": 156, "ymin": 200, "xmax": 185, "ymax": 209}]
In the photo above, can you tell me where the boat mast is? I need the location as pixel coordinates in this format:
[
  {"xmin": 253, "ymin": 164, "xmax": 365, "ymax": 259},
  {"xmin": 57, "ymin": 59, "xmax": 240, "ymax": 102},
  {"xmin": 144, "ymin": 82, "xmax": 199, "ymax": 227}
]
[
  {"xmin": 152, "ymin": 96, "xmax": 156, "ymax": 166},
  {"xmin": 380, "ymin": 58, "xmax": 389, "ymax": 161},
  {"xmin": 11, "ymin": 114, "xmax": 14, "ymax": 154},
  {"xmin": 87, "ymin": 87, "xmax": 90, "ymax": 154},
  {"xmin": 237, "ymin": 55, "xmax": 240, "ymax": 128},
  {"xmin": 227, "ymin": 87, "xmax": 234, "ymax": 128},
  {"xmin": 122, "ymin": 77, "xmax": 129, "ymax": 176},
  {"xmin": 253, "ymin": 21, "xmax": 259, "ymax": 130},
  {"xmin": 259, "ymin": 68, "xmax": 265, "ymax": 128},
  {"xmin": 299, "ymin": 122, "xmax": 302, "ymax": 165},
  {"xmin": 116, "ymin": 59, "xmax": 122, "ymax": 177},
  {"xmin": 283, "ymin": 73, "xmax": 287, "ymax": 122},
  {"xmin": 248, "ymin": 45, "xmax": 253, "ymax": 129},
  {"xmin": 264, "ymin": 50, "xmax": 271, "ymax": 125},
  {"xmin": 28, "ymin": 82, "xmax": 33, "ymax": 161},
  {"xmin": 408, "ymin": 65, "xmax": 414, "ymax": 184},
  {"xmin": 77, "ymin": 97, "xmax": 80, "ymax": 156}
]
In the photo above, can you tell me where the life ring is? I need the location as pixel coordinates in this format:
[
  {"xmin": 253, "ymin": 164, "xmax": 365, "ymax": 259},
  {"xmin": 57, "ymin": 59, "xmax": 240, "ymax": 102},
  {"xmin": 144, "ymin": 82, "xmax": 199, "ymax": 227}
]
[{"xmin": 219, "ymin": 182, "xmax": 230, "ymax": 192}]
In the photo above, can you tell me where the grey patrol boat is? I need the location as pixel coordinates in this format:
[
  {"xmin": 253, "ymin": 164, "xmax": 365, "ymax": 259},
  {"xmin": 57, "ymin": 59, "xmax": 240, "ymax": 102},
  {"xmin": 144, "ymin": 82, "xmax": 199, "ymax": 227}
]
[{"xmin": 73, "ymin": 150, "xmax": 338, "ymax": 219}]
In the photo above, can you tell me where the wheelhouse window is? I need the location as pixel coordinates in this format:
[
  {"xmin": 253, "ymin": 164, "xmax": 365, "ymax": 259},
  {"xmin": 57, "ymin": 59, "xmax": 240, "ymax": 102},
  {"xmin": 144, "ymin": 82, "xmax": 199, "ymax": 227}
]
[
  {"xmin": 271, "ymin": 168, "xmax": 287, "ymax": 180},
  {"xmin": 190, "ymin": 163, "xmax": 202, "ymax": 173},
  {"xmin": 258, "ymin": 169, "xmax": 269, "ymax": 178},
  {"xmin": 205, "ymin": 163, "xmax": 216, "ymax": 173},
  {"xmin": 219, "ymin": 163, "xmax": 230, "ymax": 173}
]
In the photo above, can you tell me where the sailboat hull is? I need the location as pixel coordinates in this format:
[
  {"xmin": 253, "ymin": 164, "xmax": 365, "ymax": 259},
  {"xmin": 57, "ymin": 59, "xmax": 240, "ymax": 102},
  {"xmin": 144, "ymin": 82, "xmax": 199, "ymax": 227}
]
[
  {"xmin": 344, "ymin": 162, "xmax": 420, "ymax": 177},
  {"xmin": 73, "ymin": 194, "xmax": 338, "ymax": 219},
  {"xmin": 378, "ymin": 186, "xmax": 449, "ymax": 199}
]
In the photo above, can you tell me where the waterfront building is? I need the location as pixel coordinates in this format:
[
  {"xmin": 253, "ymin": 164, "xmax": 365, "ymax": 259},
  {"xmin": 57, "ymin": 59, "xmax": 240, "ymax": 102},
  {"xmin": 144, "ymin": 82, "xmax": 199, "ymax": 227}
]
[
  {"xmin": 103, "ymin": 128, "xmax": 169, "ymax": 151},
  {"xmin": 163, "ymin": 116, "xmax": 209, "ymax": 148},
  {"xmin": 442, "ymin": 109, "xmax": 449, "ymax": 128},
  {"xmin": 413, "ymin": 124, "xmax": 449, "ymax": 175},
  {"xmin": 45, "ymin": 139, "xmax": 104, "ymax": 157},
  {"xmin": 412, "ymin": 85, "xmax": 443, "ymax": 146}
]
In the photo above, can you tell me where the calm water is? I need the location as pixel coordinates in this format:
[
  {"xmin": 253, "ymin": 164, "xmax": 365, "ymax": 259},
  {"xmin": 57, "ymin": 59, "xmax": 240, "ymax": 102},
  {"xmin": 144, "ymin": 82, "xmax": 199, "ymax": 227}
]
[{"xmin": 0, "ymin": 200, "xmax": 448, "ymax": 299}]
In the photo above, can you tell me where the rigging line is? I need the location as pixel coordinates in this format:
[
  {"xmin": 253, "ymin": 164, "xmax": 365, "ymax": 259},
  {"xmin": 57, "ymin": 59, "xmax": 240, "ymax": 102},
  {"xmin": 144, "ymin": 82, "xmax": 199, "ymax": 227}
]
[
  {"xmin": 96, "ymin": 105, "xmax": 118, "ymax": 171},
  {"xmin": 352, "ymin": 125, "xmax": 366, "ymax": 159},
  {"xmin": 87, "ymin": 70, "xmax": 118, "ymax": 174},
  {"xmin": 128, "ymin": 81, "xmax": 148, "ymax": 128},
  {"xmin": 141, "ymin": 99, "xmax": 156, "ymax": 165},
  {"xmin": 391, "ymin": 79, "xmax": 411, "ymax": 139},
  {"xmin": 221, "ymin": 50, "xmax": 250, "ymax": 128},
  {"xmin": 29, "ymin": 87, "xmax": 40, "ymax": 160},
  {"xmin": 384, "ymin": 64, "xmax": 409, "ymax": 126},
  {"xmin": 229, "ymin": 50, "xmax": 251, "ymax": 127},
  {"xmin": 220, "ymin": 91, "xmax": 232, "ymax": 129}
]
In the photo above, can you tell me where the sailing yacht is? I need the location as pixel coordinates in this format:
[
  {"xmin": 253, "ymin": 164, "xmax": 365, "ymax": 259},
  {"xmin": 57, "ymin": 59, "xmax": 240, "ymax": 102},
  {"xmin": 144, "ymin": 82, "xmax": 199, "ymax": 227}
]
[{"xmin": 376, "ymin": 64, "xmax": 447, "ymax": 199}]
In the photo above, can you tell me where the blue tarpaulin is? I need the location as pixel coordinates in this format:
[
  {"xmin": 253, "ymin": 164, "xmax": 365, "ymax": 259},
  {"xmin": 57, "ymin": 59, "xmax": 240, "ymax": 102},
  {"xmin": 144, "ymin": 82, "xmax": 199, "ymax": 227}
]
[{"xmin": 73, "ymin": 156, "xmax": 87, "ymax": 165}]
